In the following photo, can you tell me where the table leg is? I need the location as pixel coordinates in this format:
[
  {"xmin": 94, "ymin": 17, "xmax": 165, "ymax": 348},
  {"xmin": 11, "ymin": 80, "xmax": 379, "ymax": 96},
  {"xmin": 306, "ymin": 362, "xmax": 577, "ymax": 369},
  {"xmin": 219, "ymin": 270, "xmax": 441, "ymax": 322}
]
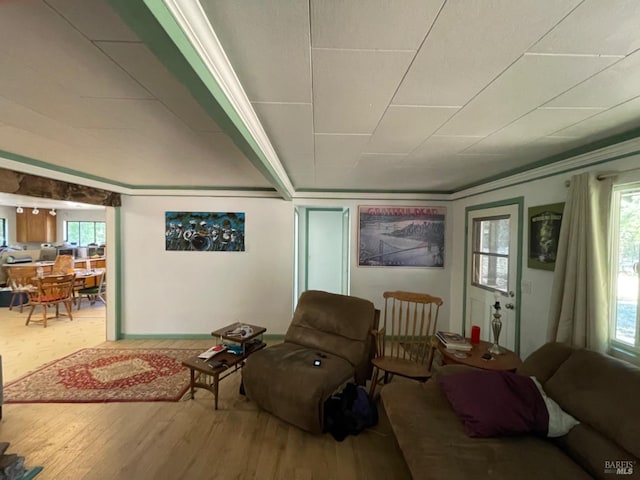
[
  {"xmin": 189, "ymin": 368, "xmax": 195, "ymax": 400},
  {"xmin": 213, "ymin": 373, "xmax": 219, "ymax": 410}
]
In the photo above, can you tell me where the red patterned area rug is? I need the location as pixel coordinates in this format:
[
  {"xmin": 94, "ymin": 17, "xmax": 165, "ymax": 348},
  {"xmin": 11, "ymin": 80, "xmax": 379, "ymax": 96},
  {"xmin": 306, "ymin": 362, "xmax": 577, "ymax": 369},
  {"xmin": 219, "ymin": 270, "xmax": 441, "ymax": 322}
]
[{"xmin": 3, "ymin": 348, "xmax": 204, "ymax": 404}]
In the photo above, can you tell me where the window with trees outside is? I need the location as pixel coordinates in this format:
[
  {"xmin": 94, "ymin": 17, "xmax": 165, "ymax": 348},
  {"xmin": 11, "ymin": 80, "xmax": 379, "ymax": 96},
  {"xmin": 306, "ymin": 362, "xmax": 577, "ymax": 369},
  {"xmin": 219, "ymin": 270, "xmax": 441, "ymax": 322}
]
[
  {"xmin": 66, "ymin": 221, "xmax": 106, "ymax": 247},
  {"xmin": 610, "ymin": 184, "xmax": 640, "ymax": 356},
  {"xmin": 471, "ymin": 216, "xmax": 510, "ymax": 293}
]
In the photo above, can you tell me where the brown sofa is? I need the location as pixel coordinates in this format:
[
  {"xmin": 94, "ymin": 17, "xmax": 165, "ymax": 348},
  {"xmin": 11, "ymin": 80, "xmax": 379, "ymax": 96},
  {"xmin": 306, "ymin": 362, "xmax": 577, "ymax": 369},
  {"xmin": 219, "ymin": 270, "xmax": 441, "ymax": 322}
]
[
  {"xmin": 381, "ymin": 342, "xmax": 640, "ymax": 479},
  {"xmin": 242, "ymin": 290, "xmax": 377, "ymax": 434}
]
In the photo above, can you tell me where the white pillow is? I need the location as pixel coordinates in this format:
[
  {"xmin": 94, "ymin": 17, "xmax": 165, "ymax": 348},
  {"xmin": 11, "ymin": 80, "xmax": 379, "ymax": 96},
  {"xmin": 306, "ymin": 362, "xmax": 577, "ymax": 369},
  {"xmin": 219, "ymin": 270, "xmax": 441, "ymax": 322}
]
[{"xmin": 531, "ymin": 377, "xmax": 580, "ymax": 437}]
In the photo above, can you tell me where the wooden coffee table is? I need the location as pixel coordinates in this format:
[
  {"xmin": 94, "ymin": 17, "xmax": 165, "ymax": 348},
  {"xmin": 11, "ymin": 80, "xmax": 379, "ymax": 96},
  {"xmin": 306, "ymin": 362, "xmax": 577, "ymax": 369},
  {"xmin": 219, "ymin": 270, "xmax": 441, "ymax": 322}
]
[
  {"xmin": 437, "ymin": 339, "xmax": 522, "ymax": 371},
  {"xmin": 182, "ymin": 322, "xmax": 266, "ymax": 409}
]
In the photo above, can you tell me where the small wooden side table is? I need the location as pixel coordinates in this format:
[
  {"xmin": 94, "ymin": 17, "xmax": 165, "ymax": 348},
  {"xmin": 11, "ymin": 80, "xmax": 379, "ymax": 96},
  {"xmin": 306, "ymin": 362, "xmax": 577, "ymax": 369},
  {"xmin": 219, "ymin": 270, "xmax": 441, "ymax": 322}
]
[
  {"xmin": 437, "ymin": 339, "xmax": 522, "ymax": 371},
  {"xmin": 182, "ymin": 322, "xmax": 266, "ymax": 409}
]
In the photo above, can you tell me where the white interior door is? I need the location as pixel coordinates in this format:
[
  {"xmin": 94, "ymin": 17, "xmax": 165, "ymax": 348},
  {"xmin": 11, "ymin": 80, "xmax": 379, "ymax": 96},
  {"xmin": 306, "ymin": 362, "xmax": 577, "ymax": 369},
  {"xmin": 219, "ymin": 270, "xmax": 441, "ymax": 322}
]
[{"xmin": 465, "ymin": 204, "xmax": 520, "ymax": 354}]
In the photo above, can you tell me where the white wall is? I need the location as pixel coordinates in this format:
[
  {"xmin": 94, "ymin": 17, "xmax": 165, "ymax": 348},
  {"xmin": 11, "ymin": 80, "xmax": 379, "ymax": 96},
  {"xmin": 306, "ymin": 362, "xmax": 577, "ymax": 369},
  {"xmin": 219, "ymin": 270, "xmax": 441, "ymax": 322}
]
[
  {"xmin": 294, "ymin": 198, "xmax": 452, "ymax": 327},
  {"xmin": 118, "ymin": 151, "xmax": 637, "ymax": 342},
  {"xmin": 120, "ymin": 195, "xmax": 451, "ymax": 336},
  {"xmin": 120, "ymin": 195, "xmax": 294, "ymax": 335},
  {"xmin": 449, "ymin": 152, "xmax": 640, "ymax": 359}
]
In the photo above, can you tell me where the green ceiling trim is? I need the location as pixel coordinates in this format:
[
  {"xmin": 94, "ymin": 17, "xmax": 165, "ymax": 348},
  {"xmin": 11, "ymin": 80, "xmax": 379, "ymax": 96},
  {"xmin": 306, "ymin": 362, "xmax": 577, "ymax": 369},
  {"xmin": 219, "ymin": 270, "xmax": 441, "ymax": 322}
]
[
  {"xmin": 295, "ymin": 196, "xmax": 452, "ymax": 202},
  {"xmin": 296, "ymin": 188, "xmax": 454, "ymax": 195},
  {"xmin": 454, "ymin": 148, "xmax": 640, "ymax": 202},
  {"xmin": 4, "ymin": 140, "xmax": 639, "ymax": 200},
  {"xmin": 0, "ymin": 149, "xmax": 131, "ymax": 189},
  {"xmin": 108, "ymin": 0, "xmax": 292, "ymax": 200},
  {"xmin": 454, "ymin": 125, "xmax": 640, "ymax": 193},
  {"xmin": 127, "ymin": 185, "xmax": 276, "ymax": 192},
  {"xmin": 0, "ymin": 149, "xmax": 279, "ymax": 194}
]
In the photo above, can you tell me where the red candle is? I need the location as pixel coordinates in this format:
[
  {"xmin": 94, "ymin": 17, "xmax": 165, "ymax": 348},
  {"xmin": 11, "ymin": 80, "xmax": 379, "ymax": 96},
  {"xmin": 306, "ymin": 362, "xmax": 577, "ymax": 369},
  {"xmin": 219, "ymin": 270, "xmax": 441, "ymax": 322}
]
[{"xmin": 471, "ymin": 325, "xmax": 481, "ymax": 344}]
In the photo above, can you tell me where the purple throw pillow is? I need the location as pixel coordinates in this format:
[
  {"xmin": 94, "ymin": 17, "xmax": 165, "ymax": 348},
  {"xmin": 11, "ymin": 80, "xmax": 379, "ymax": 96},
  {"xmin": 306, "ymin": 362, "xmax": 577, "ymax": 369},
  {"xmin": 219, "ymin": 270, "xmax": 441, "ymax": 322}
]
[{"xmin": 438, "ymin": 370, "xmax": 549, "ymax": 438}]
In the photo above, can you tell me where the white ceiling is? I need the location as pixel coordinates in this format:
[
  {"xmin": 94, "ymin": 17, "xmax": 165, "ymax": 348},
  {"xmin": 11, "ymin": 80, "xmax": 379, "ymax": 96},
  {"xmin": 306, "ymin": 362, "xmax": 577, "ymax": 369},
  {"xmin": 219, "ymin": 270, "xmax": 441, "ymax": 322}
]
[{"xmin": 1, "ymin": 0, "xmax": 640, "ymax": 197}]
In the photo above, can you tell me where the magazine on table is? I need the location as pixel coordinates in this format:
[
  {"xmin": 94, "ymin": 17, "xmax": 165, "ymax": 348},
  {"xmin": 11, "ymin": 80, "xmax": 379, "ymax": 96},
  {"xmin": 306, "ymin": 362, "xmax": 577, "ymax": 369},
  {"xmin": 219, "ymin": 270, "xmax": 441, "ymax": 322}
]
[{"xmin": 436, "ymin": 331, "xmax": 472, "ymax": 351}]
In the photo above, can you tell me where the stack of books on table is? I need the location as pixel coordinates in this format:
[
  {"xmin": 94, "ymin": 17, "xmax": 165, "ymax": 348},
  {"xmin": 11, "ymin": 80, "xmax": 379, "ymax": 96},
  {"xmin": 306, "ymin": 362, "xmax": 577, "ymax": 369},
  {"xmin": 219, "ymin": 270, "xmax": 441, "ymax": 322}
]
[{"xmin": 436, "ymin": 331, "xmax": 472, "ymax": 351}]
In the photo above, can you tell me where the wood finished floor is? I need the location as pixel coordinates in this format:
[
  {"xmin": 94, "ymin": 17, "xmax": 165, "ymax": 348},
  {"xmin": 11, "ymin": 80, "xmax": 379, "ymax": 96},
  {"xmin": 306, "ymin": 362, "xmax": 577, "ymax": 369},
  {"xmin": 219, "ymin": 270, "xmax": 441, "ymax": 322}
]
[{"xmin": 0, "ymin": 306, "xmax": 411, "ymax": 480}]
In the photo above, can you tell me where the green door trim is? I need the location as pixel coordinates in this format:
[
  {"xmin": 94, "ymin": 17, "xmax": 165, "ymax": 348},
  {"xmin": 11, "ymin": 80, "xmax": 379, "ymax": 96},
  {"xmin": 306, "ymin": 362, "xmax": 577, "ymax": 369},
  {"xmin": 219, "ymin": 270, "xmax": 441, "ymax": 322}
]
[
  {"xmin": 462, "ymin": 197, "xmax": 524, "ymax": 355},
  {"xmin": 114, "ymin": 207, "xmax": 123, "ymax": 339}
]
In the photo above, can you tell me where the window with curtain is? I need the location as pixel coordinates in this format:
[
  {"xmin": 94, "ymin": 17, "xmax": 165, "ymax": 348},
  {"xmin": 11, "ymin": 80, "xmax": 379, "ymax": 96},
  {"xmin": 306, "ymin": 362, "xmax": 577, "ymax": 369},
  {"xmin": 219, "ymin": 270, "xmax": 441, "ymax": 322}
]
[
  {"xmin": 610, "ymin": 183, "xmax": 640, "ymax": 358},
  {"xmin": 66, "ymin": 221, "xmax": 106, "ymax": 246}
]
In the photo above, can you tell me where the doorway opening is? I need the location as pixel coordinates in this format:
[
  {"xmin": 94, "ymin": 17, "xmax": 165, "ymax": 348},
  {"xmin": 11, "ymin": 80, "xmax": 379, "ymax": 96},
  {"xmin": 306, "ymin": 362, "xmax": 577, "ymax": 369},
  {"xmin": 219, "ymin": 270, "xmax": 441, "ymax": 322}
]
[
  {"xmin": 294, "ymin": 207, "xmax": 350, "ymax": 308},
  {"xmin": 0, "ymin": 201, "xmax": 112, "ymax": 382}
]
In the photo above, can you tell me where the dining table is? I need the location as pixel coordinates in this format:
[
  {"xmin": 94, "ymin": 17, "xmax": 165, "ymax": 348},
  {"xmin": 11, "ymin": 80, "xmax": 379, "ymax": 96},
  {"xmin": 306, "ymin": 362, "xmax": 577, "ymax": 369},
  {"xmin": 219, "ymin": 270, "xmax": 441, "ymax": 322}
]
[
  {"xmin": 71, "ymin": 268, "xmax": 105, "ymax": 288},
  {"xmin": 30, "ymin": 268, "xmax": 105, "ymax": 291}
]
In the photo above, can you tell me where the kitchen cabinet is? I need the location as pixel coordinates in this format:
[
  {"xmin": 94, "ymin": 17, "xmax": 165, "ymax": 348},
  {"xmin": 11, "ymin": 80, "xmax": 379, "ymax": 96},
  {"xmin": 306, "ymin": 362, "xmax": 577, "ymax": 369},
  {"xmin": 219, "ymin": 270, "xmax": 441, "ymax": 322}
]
[{"xmin": 16, "ymin": 208, "xmax": 56, "ymax": 243}]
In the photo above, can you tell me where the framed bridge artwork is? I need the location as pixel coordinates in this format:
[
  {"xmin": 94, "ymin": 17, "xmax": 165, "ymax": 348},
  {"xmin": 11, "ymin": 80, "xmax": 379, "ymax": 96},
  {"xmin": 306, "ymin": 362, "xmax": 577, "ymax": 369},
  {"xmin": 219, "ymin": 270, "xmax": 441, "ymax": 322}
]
[
  {"xmin": 358, "ymin": 206, "xmax": 446, "ymax": 268},
  {"xmin": 165, "ymin": 211, "xmax": 245, "ymax": 252}
]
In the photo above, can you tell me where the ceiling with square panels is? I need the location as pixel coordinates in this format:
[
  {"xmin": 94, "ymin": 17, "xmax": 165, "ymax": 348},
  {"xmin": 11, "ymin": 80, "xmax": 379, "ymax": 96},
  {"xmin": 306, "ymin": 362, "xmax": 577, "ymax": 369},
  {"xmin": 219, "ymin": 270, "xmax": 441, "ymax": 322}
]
[{"xmin": 1, "ymin": 0, "xmax": 640, "ymax": 197}]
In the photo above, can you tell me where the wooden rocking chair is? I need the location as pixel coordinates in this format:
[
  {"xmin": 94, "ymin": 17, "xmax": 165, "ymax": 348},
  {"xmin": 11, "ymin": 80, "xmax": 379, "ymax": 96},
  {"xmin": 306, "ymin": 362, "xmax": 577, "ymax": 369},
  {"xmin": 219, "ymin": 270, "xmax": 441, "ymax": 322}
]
[{"xmin": 369, "ymin": 291, "xmax": 443, "ymax": 397}]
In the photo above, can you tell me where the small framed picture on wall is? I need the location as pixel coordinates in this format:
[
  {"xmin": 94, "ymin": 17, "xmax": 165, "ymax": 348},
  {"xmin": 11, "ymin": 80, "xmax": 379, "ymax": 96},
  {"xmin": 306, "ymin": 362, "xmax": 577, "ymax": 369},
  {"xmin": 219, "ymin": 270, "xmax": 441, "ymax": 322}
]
[
  {"xmin": 528, "ymin": 203, "xmax": 564, "ymax": 271},
  {"xmin": 165, "ymin": 211, "xmax": 245, "ymax": 252}
]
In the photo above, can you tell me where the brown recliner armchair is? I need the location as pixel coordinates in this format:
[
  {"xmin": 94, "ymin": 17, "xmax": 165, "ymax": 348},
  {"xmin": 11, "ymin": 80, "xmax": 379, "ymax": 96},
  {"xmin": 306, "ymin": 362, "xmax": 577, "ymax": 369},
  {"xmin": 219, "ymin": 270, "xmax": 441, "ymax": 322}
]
[{"xmin": 242, "ymin": 290, "xmax": 378, "ymax": 434}]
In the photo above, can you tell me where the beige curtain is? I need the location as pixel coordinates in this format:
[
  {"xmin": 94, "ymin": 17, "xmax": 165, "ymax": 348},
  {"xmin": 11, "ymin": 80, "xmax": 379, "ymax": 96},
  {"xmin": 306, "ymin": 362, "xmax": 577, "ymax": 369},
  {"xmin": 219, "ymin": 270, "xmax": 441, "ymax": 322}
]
[{"xmin": 547, "ymin": 172, "xmax": 612, "ymax": 353}]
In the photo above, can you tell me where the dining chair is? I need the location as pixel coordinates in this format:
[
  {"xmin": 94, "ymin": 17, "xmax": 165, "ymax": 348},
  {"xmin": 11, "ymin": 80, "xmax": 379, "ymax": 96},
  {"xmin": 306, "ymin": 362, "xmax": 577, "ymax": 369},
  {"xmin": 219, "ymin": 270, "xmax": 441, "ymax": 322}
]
[
  {"xmin": 7, "ymin": 266, "xmax": 37, "ymax": 313},
  {"xmin": 51, "ymin": 254, "xmax": 74, "ymax": 274},
  {"xmin": 25, "ymin": 273, "xmax": 76, "ymax": 327},
  {"xmin": 368, "ymin": 291, "xmax": 443, "ymax": 398},
  {"xmin": 71, "ymin": 274, "xmax": 87, "ymax": 306},
  {"xmin": 76, "ymin": 269, "xmax": 106, "ymax": 310}
]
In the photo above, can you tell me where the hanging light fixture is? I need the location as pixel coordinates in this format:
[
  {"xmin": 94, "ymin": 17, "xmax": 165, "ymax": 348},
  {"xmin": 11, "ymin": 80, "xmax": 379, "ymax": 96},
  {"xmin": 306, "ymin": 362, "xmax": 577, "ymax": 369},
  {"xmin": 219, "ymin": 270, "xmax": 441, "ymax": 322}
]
[
  {"xmin": 32, "ymin": 207, "xmax": 39, "ymax": 215},
  {"xmin": 16, "ymin": 206, "xmax": 23, "ymax": 214},
  {"xmin": 49, "ymin": 209, "xmax": 57, "ymax": 216}
]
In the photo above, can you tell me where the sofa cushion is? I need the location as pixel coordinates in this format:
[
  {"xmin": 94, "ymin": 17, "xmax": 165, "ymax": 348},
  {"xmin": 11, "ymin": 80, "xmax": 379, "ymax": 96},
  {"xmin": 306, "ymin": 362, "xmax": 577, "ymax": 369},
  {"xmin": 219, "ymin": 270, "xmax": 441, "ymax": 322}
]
[
  {"xmin": 285, "ymin": 290, "xmax": 375, "ymax": 367},
  {"xmin": 438, "ymin": 370, "xmax": 549, "ymax": 438},
  {"xmin": 381, "ymin": 379, "xmax": 592, "ymax": 479},
  {"xmin": 553, "ymin": 422, "xmax": 638, "ymax": 480},
  {"xmin": 517, "ymin": 342, "xmax": 575, "ymax": 384},
  {"xmin": 544, "ymin": 348, "xmax": 640, "ymax": 477},
  {"xmin": 530, "ymin": 377, "xmax": 580, "ymax": 437}
]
